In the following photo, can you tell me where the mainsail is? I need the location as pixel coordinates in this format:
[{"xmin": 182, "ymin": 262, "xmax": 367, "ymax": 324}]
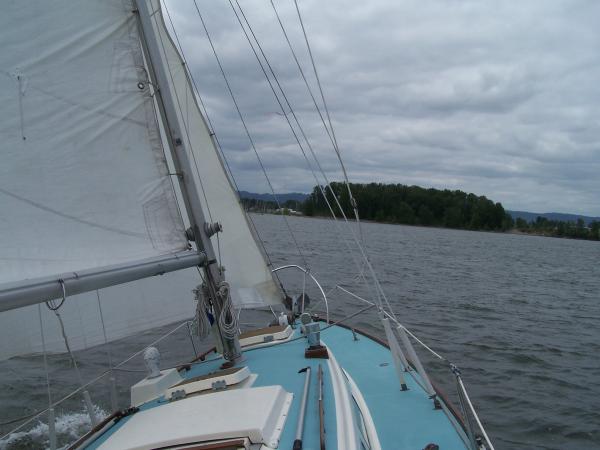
[
  {"xmin": 0, "ymin": 0, "xmax": 188, "ymax": 284},
  {"xmin": 0, "ymin": 0, "xmax": 283, "ymax": 359},
  {"xmin": 0, "ymin": 0, "xmax": 196, "ymax": 358}
]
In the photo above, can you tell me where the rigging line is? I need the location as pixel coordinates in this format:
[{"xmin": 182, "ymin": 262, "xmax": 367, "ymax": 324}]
[
  {"xmin": 95, "ymin": 290, "xmax": 114, "ymax": 371},
  {"xmin": 37, "ymin": 305, "xmax": 52, "ymax": 413},
  {"xmin": 263, "ymin": 2, "xmax": 389, "ymax": 317},
  {"xmin": 230, "ymin": 0, "xmax": 379, "ymax": 307},
  {"xmin": 51, "ymin": 310, "xmax": 85, "ymax": 388},
  {"xmin": 457, "ymin": 376, "xmax": 496, "ymax": 450},
  {"xmin": 334, "ymin": 285, "xmax": 445, "ymax": 361},
  {"xmin": 0, "ymin": 320, "xmax": 192, "ymax": 441},
  {"xmin": 162, "ymin": 3, "xmax": 285, "ymax": 292},
  {"xmin": 191, "ymin": 0, "xmax": 308, "ymax": 269},
  {"xmin": 234, "ymin": 0, "xmax": 342, "ymax": 216},
  {"xmin": 292, "ymin": 0, "xmax": 342, "ymax": 183},
  {"xmin": 272, "ymin": 0, "xmax": 363, "ymax": 238},
  {"xmin": 163, "ymin": 4, "xmax": 240, "ymax": 197},
  {"xmin": 229, "ymin": 0, "xmax": 380, "ymax": 308},
  {"xmin": 243, "ymin": 4, "xmax": 374, "ymax": 309},
  {"xmin": 269, "ymin": 0, "xmax": 336, "ymax": 169},
  {"xmin": 47, "ymin": 298, "xmax": 99, "ymax": 425},
  {"xmin": 229, "ymin": 0, "xmax": 372, "ymax": 300},
  {"xmin": 196, "ymin": 266, "xmax": 207, "ymax": 284},
  {"xmin": 256, "ymin": 0, "xmax": 364, "ymax": 241},
  {"xmin": 96, "ymin": 290, "xmax": 118, "ymax": 413},
  {"xmin": 307, "ymin": 270, "xmax": 365, "ymax": 313},
  {"xmin": 292, "ymin": 0, "xmax": 364, "ymax": 242},
  {"xmin": 270, "ymin": 1, "xmax": 364, "ymax": 233},
  {"xmin": 37, "ymin": 305, "xmax": 57, "ymax": 450},
  {"xmin": 204, "ymin": 1, "xmax": 385, "ymax": 322},
  {"xmin": 0, "ymin": 412, "xmax": 40, "ymax": 427}
]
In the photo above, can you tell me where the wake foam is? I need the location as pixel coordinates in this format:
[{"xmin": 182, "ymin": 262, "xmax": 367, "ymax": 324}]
[{"xmin": 0, "ymin": 405, "xmax": 107, "ymax": 450}]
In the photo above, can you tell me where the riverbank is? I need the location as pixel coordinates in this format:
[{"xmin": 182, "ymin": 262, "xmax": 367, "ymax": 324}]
[{"xmin": 251, "ymin": 211, "xmax": 600, "ymax": 242}]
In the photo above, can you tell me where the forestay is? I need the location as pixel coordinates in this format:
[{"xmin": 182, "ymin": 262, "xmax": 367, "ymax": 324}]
[{"xmin": 145, "ymin": 0, "xmax": 283, "ymax": 308}]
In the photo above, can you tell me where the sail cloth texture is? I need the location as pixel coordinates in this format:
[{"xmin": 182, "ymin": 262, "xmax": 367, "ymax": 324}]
[
  {"xmin": 146, "ymin": 0, "xmax": 283, "ymax": 308},
  {"xmin": 0, "ymin": 0, "xmax": 200, "ymax": 360},
  {"xmin": 0, "ymin": 0, "xmax": 188, "ymax": 286},
  {"xmin": 0, "ymin": 268, "xmax": 199, "ymax": 360}
]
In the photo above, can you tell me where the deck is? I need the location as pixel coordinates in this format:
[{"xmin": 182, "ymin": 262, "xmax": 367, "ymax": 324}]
[{"xmin": 84, "ymin": 322, "xmax": 468, "ymax": 449}]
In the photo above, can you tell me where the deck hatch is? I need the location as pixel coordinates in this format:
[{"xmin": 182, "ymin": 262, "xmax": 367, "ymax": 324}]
[{"xmin": 96, "ymin": 386, "xmax": 293, "ymax": 450}]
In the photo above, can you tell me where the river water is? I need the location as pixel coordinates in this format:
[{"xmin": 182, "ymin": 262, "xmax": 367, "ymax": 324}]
[{"xmin": 1, "ymin": 214, "xmax": 599, "ymax": 449}]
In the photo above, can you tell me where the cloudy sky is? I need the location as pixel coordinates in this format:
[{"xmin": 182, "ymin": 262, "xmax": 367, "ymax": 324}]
[{"xmin": 165, "ymin": 0, "xmax": 600, "ymax": 216}]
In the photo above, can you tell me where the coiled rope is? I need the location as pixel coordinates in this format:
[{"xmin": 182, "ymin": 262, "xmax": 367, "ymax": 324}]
[
  {"xmin": 217, "ymin": 282, "xmax": 239, "ymax": 340},
  {"xmin": 193, "ymin": 283, "xmax": 212, "ymax": 340}
]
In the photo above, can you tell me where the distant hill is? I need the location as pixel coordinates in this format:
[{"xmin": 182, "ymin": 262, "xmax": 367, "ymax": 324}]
[
  {"xmin": 238, "ymin": 191, "xmax": 308, "ymax": 203},
  {"xmin": 508, "ymin": 210, "xmax": 600, "ymax": 225}
]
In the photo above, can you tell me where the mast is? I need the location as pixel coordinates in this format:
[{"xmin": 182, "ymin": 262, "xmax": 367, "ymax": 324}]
[{"xmin": 135, "ymin": 0, "xmax": 241, "ymax": 361}]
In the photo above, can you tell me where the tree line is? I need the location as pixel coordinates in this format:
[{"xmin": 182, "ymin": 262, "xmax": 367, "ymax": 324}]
[
  {"xmin": 241, "ymin": 197, "xmax": 300, "ymax": 213},
  {"xmin": 515, "ymin": 216, "xmax": 600, "ymax": 240},
  {"xmin": 302, "ymin": 182, "xmax": 513, "ymax": 231},
  {"xmin": 241, "ymin": 183, "xmax": 599, "ymax": 241}
]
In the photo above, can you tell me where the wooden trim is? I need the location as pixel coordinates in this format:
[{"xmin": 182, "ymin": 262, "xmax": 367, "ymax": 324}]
[
  {"xmin": 188, "ymin": 346, "xmax": 217, "ymax": 363},
  {"xmin": 173, "ymin": 366, "xmax": 245, "ymax": 387},
  {"xmin": 239, "ymin": 325, "xmax": 286, "ymax": 339},
  {"xmin": 68, "ymin": 408, "xmax": 138, "ymax": 450},
  {"xmin": 159, "ymin": 438, "xmax": 248, "ymax": 449}
]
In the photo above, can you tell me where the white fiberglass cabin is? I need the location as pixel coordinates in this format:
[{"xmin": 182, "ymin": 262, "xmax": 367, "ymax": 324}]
[{"xmin": 0, "ymin": 1, "xmax": 495, "ymax": 449}]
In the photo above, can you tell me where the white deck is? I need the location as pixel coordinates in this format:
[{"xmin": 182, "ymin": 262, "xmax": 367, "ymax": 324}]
[{"xmin": 97, "ymin": 386, "xmax": 293, "ymax": 450}]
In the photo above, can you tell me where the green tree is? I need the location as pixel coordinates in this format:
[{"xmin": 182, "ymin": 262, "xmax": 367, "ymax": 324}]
[
  {"xmin": 515, "ymin": 218, "xmax": 528, "ymax": 230},
  {"xmin": 590, "ymin": 221, "xmax": 600, "ymax": 240},
  {"xmin": 395, "ymin": 201, "xmax": 415, "ymax": 224},
  {"xmin": 443, "ymin": 206, "xmax": 462, "ymax": 228},
  {"xmin": 417, "ymin": 205, "xmax": 434, "ymax": 226}
]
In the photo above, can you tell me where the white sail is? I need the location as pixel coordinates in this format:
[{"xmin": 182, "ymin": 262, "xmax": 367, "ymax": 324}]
[
  {"xmin": 145, "ymin": 0, "xmax": 283, "ymax": 308},
  {"xmin": 0, "ymin": 0, "xmax": 201, "ymax": 359},
  {"xmin": 0, "ymin": 0, "xmax": 188, "ymax": 285},
  {"xmin": 0, "ymin": 269, "xmax": 198, "ymax": 360}
]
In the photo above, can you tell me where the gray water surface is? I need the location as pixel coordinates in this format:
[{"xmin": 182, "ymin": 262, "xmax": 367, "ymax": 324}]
[
  {"xmin": 254, "ymin": 214, "xmax": 600, "ymax": 450},
  {"xmin": 1, "ymin": 214, "xmax": 599, "ymax": 449}
]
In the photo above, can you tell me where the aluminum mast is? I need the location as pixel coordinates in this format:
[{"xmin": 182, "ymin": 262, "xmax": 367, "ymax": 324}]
[{"xmin": 135, "ymin": 0, "xmax": 241, "ymax": 360}]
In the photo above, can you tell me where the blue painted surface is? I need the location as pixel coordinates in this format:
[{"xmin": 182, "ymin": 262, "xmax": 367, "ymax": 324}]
[
  {"xmin": 321, "ymin": 325, "xmax": 468, "ymax": 449},
  {"xmin": 85, "ymin": 323, "xmax": 468, "ymax": 449}
]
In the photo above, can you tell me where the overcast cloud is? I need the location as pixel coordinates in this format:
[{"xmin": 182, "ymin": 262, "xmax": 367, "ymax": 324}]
[{"xmin": 165, "ymin": 0, "xmax": 600, "ymax": 215}]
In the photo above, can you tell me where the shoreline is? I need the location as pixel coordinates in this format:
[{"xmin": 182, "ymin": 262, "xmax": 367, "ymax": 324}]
[{"xmin": 248, "ymin": 211, "xmax": 600, "ymax": 242}]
